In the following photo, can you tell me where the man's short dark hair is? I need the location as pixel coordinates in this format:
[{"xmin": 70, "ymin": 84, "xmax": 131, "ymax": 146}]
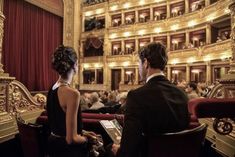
[
  {"xmin": 188, "ymin": 82, "xmax": 197, "ymax": 90},
  {"xmin": 139, "ymin": 42, "xmax": 168, "ymax": 70}
]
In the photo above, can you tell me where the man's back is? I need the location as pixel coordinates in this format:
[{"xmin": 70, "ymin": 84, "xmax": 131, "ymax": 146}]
[
  {"xmin": 137, "ymin": 76, "xmax": 189, "ymax": 133},
  {"xmin": 117, "ymin": 75, "xmax": 189, "ymax": 157}
]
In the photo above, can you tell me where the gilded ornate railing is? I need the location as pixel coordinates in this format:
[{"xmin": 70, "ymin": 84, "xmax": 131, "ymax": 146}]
[{"xmin": 0, "ymin": 78, "xmax": 46, "ymax": 143}]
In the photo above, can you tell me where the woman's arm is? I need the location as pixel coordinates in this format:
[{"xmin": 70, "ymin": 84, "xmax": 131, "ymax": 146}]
[{"xmin": 66, "ymin": 90, "xmax": 87, "ymax": 144}]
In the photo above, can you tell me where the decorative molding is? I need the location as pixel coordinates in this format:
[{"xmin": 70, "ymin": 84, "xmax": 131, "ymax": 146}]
[
  {"xmin": 80, "ymin": 84, "xmax": 106, "ymax": 91},
  {"xmin": 7, "ymin": 80, "xmax": 44, "ymax": 114},
  {"xmin": 63, "ymin": 0, "xmax": 74, "ymax": 46},
  {"xmin": 0, "ymin": 1, "xmax": 4, "ymax": 74},
  {"xmin": 25, "ymin": 0, "xmax": 63, "ymax": 17},
  {"xmin": 107, "ymin": 0, "xmax": 231, "ymax": 37}
]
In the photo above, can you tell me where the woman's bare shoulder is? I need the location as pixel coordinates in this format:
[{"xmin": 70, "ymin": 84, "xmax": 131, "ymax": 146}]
[{"xmin": 63, "ymin": 86, "xmax": 80, "ymax": 98}]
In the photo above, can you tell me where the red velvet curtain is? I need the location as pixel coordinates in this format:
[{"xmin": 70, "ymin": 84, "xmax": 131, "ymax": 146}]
[{"xmin": 3, "ymin": 0, "xmax": 63, "ymax": 91}]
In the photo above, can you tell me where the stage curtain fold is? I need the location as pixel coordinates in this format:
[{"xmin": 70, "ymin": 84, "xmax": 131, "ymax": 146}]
[{"xmin": 3, "ymin": 0, "xmax": 63, "ymax": 91}]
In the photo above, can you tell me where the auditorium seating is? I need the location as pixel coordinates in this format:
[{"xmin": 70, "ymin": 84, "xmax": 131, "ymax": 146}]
[
  {"xmin": 148, "ymin": 123, "xmax": 207, "ymax": 157},
  {"xmin": 34, "ymin": 98, "xmax": 235, "ymax": 156},
  {"xmin": 16, "ymin": 114, "xmax": 48, "ymax": 157},
  {"xmin": 36, "ymin": 112, "xmax": 124, "ymax": 146}
]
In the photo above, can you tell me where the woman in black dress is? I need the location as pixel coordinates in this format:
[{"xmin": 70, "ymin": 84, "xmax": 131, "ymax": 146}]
[{"xmin": 47, "ymin": 45, "xmax": 88, "ymax": 157}]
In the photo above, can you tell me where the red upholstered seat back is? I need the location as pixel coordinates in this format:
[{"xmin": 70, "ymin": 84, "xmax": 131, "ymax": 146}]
[
  {"xmin": 148, "ymin": 123, "xmax": 207, "ymax": 157},
  {"xmin": 17, "ymin": 116, "xmax": 46, "ymax": 157},
  {"xmin": 82, "ymin": 113, "xmax": 124, "ymax": 125}
]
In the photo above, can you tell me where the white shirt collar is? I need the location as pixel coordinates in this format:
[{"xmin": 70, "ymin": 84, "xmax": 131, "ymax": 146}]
[{"xmin": 146, "ymin": 72, "xmax": 164, "ymax": 83}]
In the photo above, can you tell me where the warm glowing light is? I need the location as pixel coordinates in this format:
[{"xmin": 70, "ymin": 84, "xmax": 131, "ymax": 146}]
[
  {"xmin": 138, "ymin": 29, "xmax": 145, "ymax": 36},
  {"xmin": 96, "ymin": 9, "xmax": 104, "ymax": 14},
  {"xmin": 155, "ymin": 12, "xmax": 160, "ymax": 16},
  {"xmin": 110, "ymin": 5, "xmax": 118, "ymax": 11},
  {"xmin": 154, "ymin": 27, "xmax": 162, "ymax": 33},
  {"xmin": 171, "ymin": 24, "xmax": 179, "ymax": 31},
  {"xmin": 126, "ymin": 44, "xmax": 132, "ymax": 48},
  {"xmin": 140, "ymin": 43, "xmax": 145, "ymax": 47},
  {"xmin": 188, "ymin": 20, "xmax": 197, "ymax": 27},
  {"xmin": 172, "ymin": 70, "xmax": 180, "ymax": 74},
  {"xmin": 172, "ymin": 40, "xmax": 178, "ymax": 44},
  {"xmin": 192, "ymin": 69, "xmax": 201, "ymax": 73},
  {"xmin": 109, "ymin": 62, "xmax": 116, "ymax": 67},
  {"xmin": 110, "ymin": 33, "xmax": 117, "ymax": 39},
  {"xmin": 206, "ymin": 14, "xmax": 215, "ymax": 22},
  {"xmin": 123, "ymin": 61, "xmax": 130, "ymax": 67},
  {"xmin": 139, "ymin": 0, "xmax": 145, "ymax": 5},
  {"xmin": 193, "ymin": 37, "xmax": 199, "ymax": 41},
  {"xmin": 224, "ymin": 8, "xmax": 230, "ymax": 14},
  {"xmin": 85, "ymin": 11, "xmax": 92, "ymax": 17},
  {"xmin": 123, "ymin": 32, "xmax": 131, "ymax": 37},
  {"xmin": 125, "ymin": 71, "xmax": 133, "ymax": 75},
  {"xmin": 171, "ymin": 59, "xmax": 179, "ymax": 65},
  {"xmin": 140, "ymin": 14, "xmax": 145, "ymax": 18},
  {"xmin": 123, "ymin": 3, "xmax": 130, "ymax": 9},
  {"xmin": 172, "ymin": 8, "xmax": 178, "ymax": 13},
  {"xmin": 94, "ymin": 63, "xmax": 102, "ymax": 68},
  {"xmin": 83, "ymin": 64, "xmax": 90, "ymax": 69},
  {"xmin": 114, "ymin": 19, "xmax": 119, "ymax": 23},
  {"xmin": 187, "ymin": 57, "xmax": 195, "ymax": 63},
  {"xmin": 126, "ymin": 17, "xmax": 132, "ymax": 21},
  {"xmin": 113, "ymin": 46, "xmax": 118, "ymax": 50},
  {"xmin": 203, "ymin": 55, "xmax": 211, "ymax": 62}
]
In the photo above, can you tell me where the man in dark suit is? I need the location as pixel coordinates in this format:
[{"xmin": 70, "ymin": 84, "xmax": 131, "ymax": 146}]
[{"xmin": 111, "ymin": 42, "xmax": 189, "ymax": 157}]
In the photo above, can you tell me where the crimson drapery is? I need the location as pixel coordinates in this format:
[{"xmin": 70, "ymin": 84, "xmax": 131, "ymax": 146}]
[{"xmin": 3, "ymin": 0, "xmax": 63, "ymax": 91}]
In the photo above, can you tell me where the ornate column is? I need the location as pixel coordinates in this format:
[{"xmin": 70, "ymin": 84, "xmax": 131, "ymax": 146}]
[
  {"xmin": 150, "ymin": 6, "xmax": 153, "ymax": 21},
  {"xmin": 63, "ymin": 0, "xmax": 81, "ymax": 87},
  {"xmin": 218, "ymin": 2, "xmax": 235, "ymax": 98},
  {"xmin": 121, "ymin": 40, "xmax": 125, "ymax": 54},
  {"xmin": 80, "ymin": 65, "xmax": 83, "ymax": 85},
  {"xmin": 134, "ymin": 67, "xmax": 139, "ymax": 85},
  {"xmin": 94, "ymin": 69, "xmax": 97, "ymax": 83},
  {"xmin": 121, "ymin": 11, "xmax": 125, "ymax": 25},
  {"xmin": 185, "ymin": 0, "xmax": 189, "ymax": 14},
  {"xmin": 206, "ymin": 24, "xmax": 211, "ymax": 44},
  {"xmin": 105, "ymin": 4, "xmax": 110, "ymax": 29},
  {"xmin": 185, "ymin": 31, "xmax": 190, "ymax": 47},
  {"xmin": 206, "ymin": 61, "xmax": 211, "ymax": 84},
  {"xmin": 135, "ymin": 38, "xmax": 139, "ymax": 53},
  {"xmin": 167, "ymin": 33, "xmax": 171, "ymax": 50},
  {"xmin": 186, "ymin": 64, "xmax": 190, "ymax": 83},
  {"xmin": 120, "ymin": 67, "xmax": 125, "ymax": 85},
  {"xmin": 167, "ymin": 65, "xmax": 171, "ymax": 81},
  {"xmin": 135, "ymin": 10, "xmax": 139, "ymax": 23},
  {"xmin": 166, "ymin": 1, "xmax": 171, "ymax": 18},
  {"xmin": 228, "ymin": 2, "xmax": 235, "ymax": 75},
  {"xmin": 205, "ymin": 0, "xmax": 210, "ymax": 7},
  {"xmin": 0, "ymin": 0, "xmax": 5, "ymax": 75}
]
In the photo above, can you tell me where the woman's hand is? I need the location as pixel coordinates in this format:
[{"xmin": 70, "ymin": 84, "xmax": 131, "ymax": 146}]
[
  {"xmin": 77, "ymin": 134, "xmax": 88, "ymax": 144},
  {"xmin": 83, "ymin": 130, "xmax": 97, "ymax": 142},
  {"xmin": 111, "ymin": 144, "xmax": 120, "ymax": 156}
]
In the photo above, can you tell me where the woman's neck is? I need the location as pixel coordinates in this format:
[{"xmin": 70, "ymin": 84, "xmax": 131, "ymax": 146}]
[{"xmin": 58, "ymin": 76, "xmax": 72, "ymax": 85}]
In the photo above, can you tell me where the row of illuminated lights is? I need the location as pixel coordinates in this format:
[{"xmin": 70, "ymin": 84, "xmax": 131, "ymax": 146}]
[
  {"xmin": 82, "ymin": 54, "xmax": 231, "ymax": 69},
  {"xmin": 109, "ymin": 13, "xmax": 230, "ymax": 39},
  {"xmin": 84, "ymin": 0, "xmax": 229, "ymax": 16},
  {"xmin": 84, "ymin": 0, "xmax": 164, "ymax": 16}
]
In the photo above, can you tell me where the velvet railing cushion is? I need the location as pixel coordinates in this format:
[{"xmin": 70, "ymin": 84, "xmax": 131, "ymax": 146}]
[{"xmin": 188, "ymin": 98, "xmax": 235, "ymax": 118}]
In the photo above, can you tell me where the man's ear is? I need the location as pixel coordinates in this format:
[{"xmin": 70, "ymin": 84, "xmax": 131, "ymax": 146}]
[{"xmin": 144, "ymin": 58, "xmax": 149, "ymax": 69}]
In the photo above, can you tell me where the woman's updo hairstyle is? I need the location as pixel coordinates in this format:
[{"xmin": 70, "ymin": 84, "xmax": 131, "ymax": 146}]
[{"xmin": 52, "ymin": 45, "xmax": 78, "ymax": 76}]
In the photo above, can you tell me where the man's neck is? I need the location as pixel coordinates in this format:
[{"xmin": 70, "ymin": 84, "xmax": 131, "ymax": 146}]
[
  {"xmin": 146, "ymin": 68, "xmax": 164, "ymax": 83},
  {"xmin": 146, "ymin": 68, "xmax": 162, "ymax": 78}
]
